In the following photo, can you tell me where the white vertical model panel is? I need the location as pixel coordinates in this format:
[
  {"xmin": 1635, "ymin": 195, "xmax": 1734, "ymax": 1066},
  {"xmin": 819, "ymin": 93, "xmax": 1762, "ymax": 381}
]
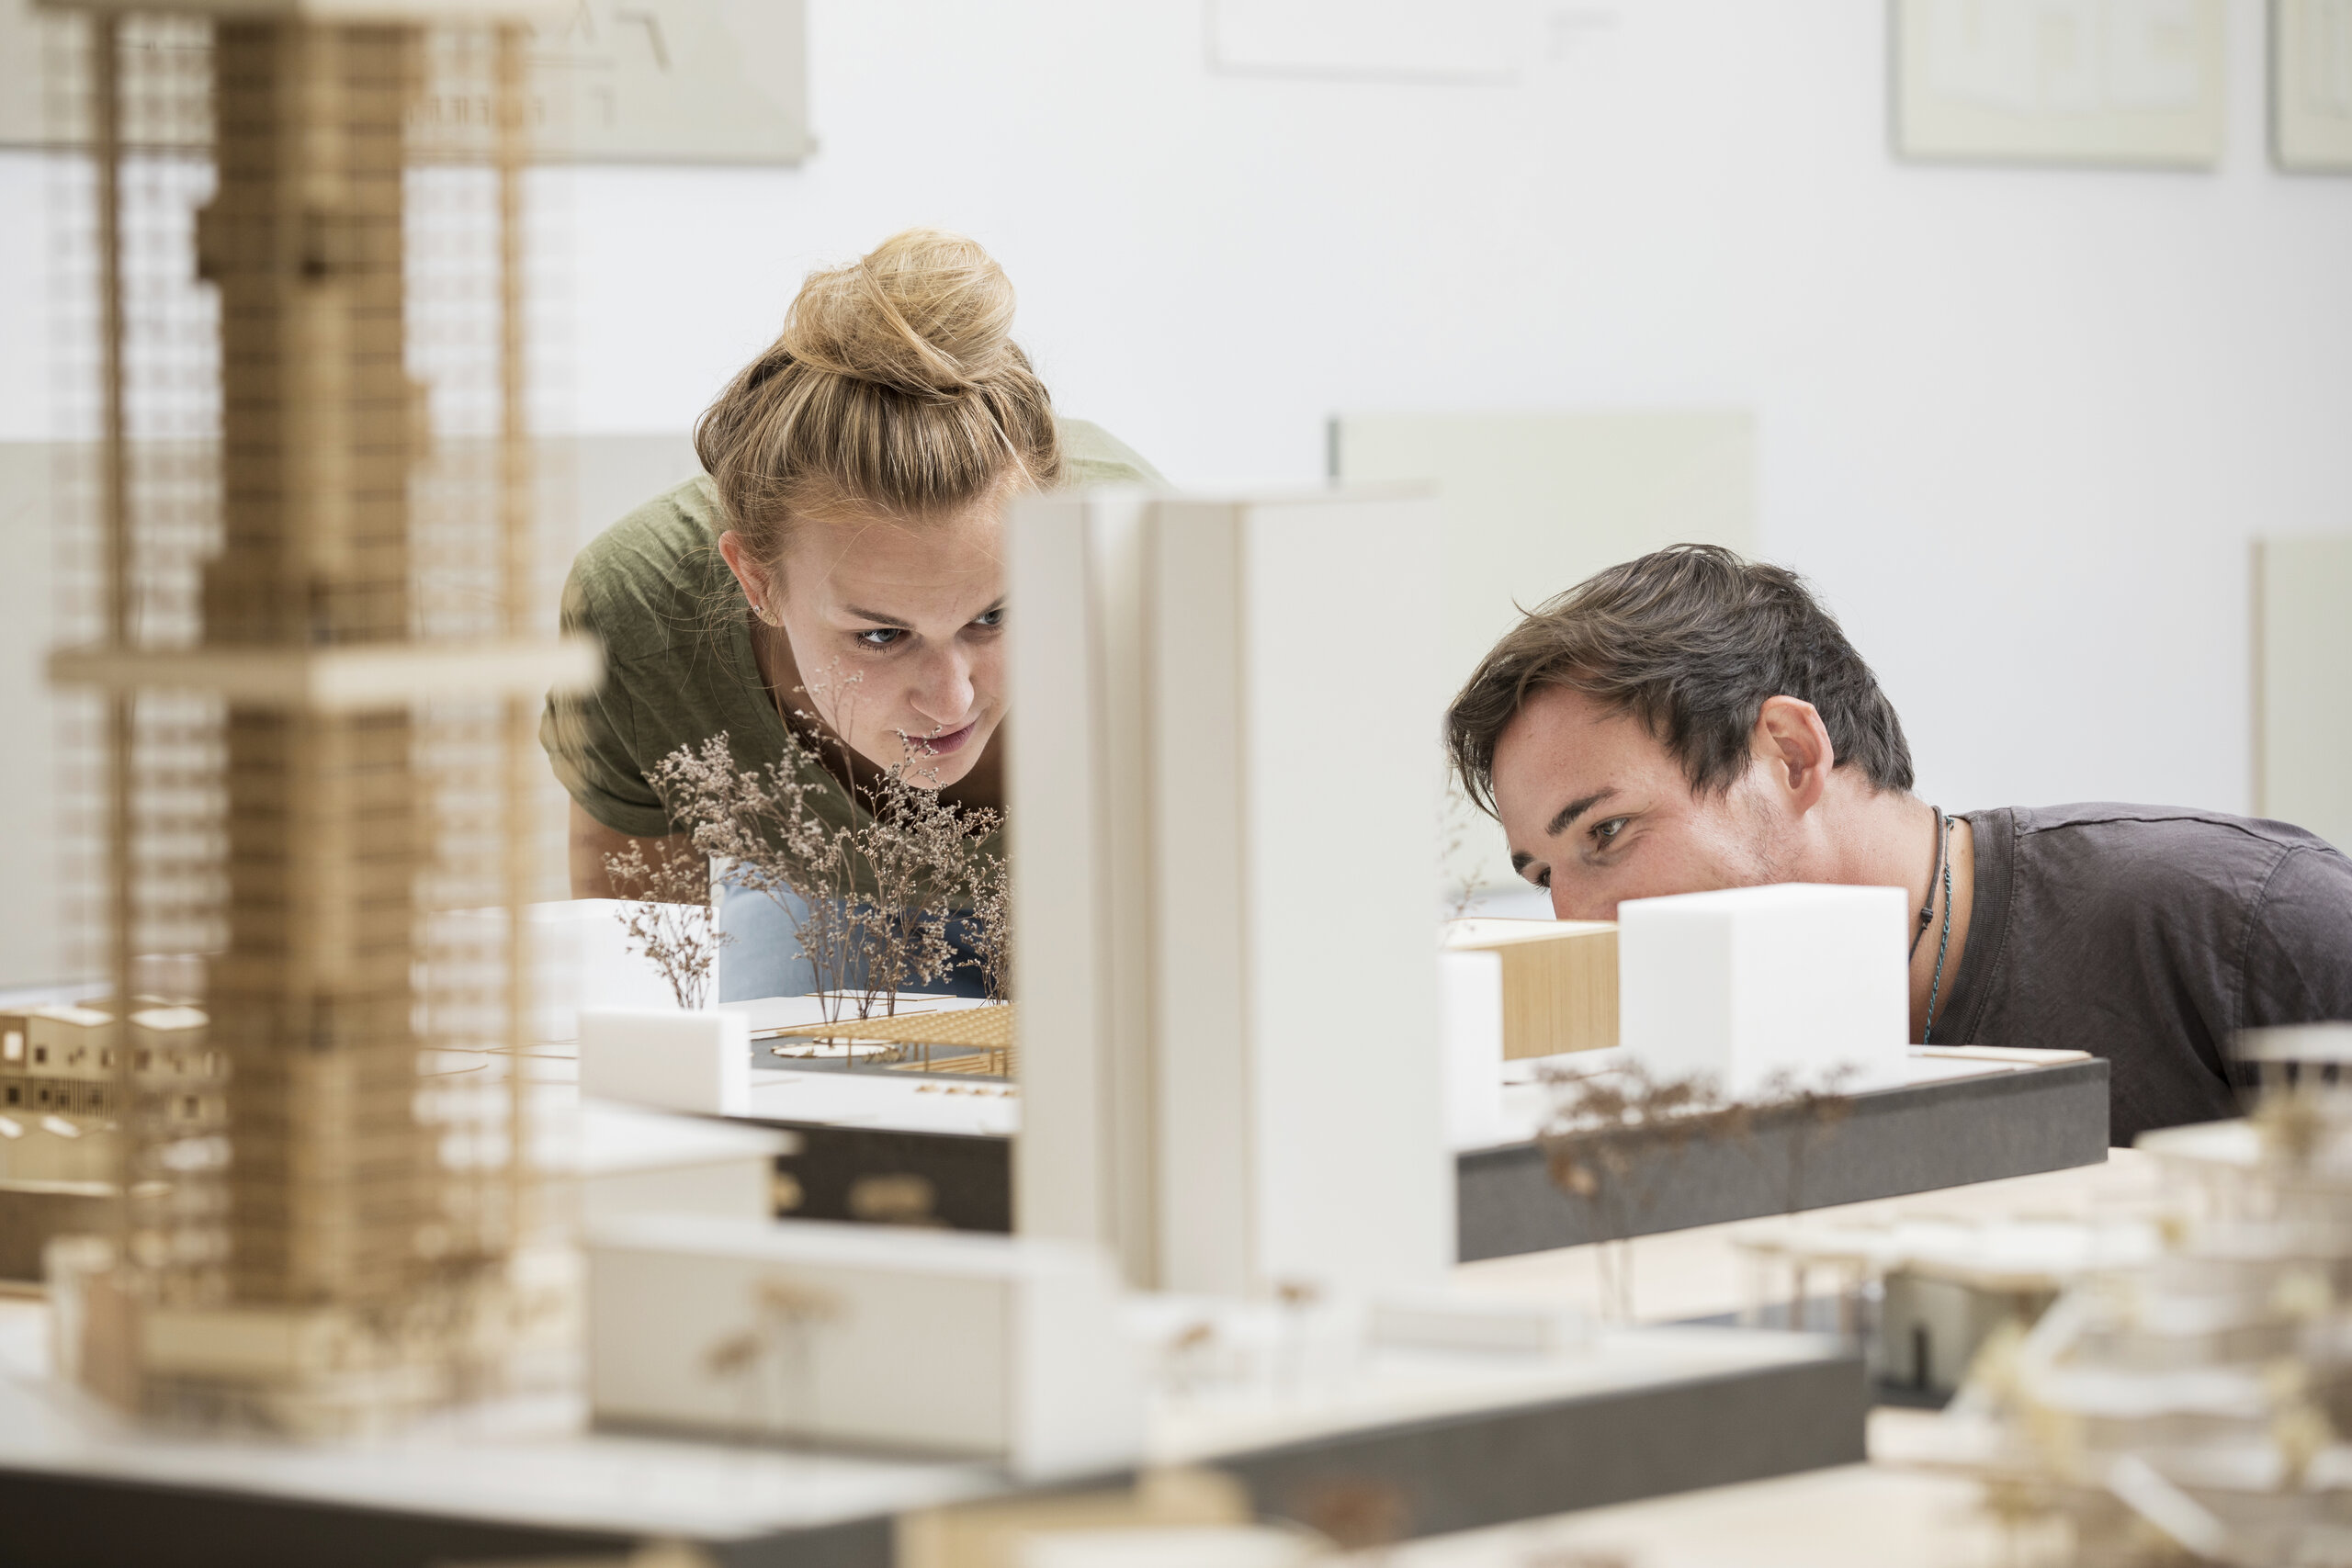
[
  {"xmin": 1017, "ymin": 487, "xmax": 1453, "ymax": 1299},
  {"xmin": 1008, "ymin": 491, "xmax": 1159, "ymax": 1279},
  {"xmin": 2255, "ymin": 536, "xmax": 2352, "ymax": 853},
  {"xmin": 1242, "ymin": 493, "xmax": 1452, "ymax": 1292},
  {"xmin": 1008, "ymin": 496, "xmax": 1102, "ymax": 1250},
  {"xmin": 1149, "ymin": 501, "xmax": 1257, "ymax": 1298}
]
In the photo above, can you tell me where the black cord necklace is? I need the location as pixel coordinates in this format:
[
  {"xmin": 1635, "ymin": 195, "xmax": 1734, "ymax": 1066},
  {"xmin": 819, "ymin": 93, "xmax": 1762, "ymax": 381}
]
[
  {"xmin": 1922, "ymin": 811, "xmax": 1955, "ymax": 1043},
  {"xmin": 1908, "ymin": 805, "xmax": 1946, "ymax": 960}
]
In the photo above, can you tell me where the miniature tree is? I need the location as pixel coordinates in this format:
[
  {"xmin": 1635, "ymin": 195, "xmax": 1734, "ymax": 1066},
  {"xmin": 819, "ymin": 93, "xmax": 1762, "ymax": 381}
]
[
  {"xmin": 1542, "ymin": 1065, "xmax": 1753, "ymax": 1319},
  {"xmin": 649, "ymin": 710, "xmax": 1003, "ymax": 1022},
  {"xmin": 960, "ymin": 844, "xmax": 1012, "ymax": 1004},
  {"xmin": 1541, "ymin": 1065, "xmax": 1858, "ymax": 1320},
  {"xmin": 603, "ymin": 840, "xmax": 731, "ymax": 1010}
]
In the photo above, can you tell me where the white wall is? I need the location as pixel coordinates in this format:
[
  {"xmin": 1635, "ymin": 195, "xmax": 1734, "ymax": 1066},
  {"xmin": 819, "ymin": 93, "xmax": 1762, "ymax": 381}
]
[
  {"xmin": 552, "ymin": 0, "xmax": 2352, "ymax": 824},
  {"xmin": 5, "ymin": 0, "xmax": 2350, "ymax": 835}
]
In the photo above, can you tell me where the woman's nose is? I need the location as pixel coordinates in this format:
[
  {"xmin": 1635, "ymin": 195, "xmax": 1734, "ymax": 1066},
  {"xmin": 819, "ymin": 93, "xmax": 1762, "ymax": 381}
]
[{"xmin": 907, "ymin": 648, "xmax": 975, "ymax": 728}]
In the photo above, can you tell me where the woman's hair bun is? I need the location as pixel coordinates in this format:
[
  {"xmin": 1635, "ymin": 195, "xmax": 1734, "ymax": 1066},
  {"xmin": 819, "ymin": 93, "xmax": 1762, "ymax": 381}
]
[
  {"xmin": 779, "ymin": 229, "xmax": 1020, "ymax": 400},
  {"xmin": 695, "ymin": 227, "xmax": 1060, "ymax": 537}
]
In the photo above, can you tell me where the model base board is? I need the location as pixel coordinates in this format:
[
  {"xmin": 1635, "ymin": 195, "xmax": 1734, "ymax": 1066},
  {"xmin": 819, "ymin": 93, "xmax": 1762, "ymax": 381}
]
[
  {"xmin": 0, "ymin": 1289, "xmax": 1861, "ymax": 1566},
  {"xmin": 729, "ymin": 1051, "xmax": 2110, "ymax": 1257}
]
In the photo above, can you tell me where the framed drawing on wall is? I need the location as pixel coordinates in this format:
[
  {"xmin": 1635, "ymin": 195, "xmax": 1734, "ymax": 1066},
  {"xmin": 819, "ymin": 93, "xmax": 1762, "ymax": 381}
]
[
  {"xmin": 1892, "ymin": 0, "xmax": 2227, "ymax": 169},
  {"xmin": 2275, "ymin": 0, "xmax": 2352, "ymax": 170}
]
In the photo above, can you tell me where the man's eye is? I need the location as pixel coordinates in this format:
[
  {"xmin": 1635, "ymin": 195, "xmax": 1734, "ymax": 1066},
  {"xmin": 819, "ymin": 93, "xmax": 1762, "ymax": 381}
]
[
  {"xmin": 1592, "ymin": 817, "xmax": 1629, "ymax": 845},
  {"xmin": 972, "ymin": 607, "xmax": 1004, "ymax": 629},
  {"xmin": 855, "ymin": 627, "xmax": 906, "ymax": 649}
]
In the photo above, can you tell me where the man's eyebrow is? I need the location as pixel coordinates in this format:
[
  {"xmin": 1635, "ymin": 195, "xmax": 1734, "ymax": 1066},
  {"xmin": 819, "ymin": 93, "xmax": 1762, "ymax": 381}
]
[
  {"xmin": 1545, "ymin": 787, "xmax": 1619, "ymax": 839},
  {"xmin": 1510, "ymin": 851, "xmax": 1535, "ymax": 874}
]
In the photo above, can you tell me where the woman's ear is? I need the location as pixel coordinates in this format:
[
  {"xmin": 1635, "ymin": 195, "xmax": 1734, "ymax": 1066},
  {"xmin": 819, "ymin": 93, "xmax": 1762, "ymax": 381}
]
[
  {"xmin": 717, "ymin": 531, "xmax": 775, "ymax": 625},
  {"xmin": 1752, "ymin": 694, "xmax": 1838, "ymax": 817}
]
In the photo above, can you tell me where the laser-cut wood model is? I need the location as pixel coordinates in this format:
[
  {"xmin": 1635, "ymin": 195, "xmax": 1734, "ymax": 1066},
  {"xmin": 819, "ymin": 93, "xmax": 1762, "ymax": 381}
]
[
  {"xmin": 769, "ymin": 1001, "xmax": 1019, "ymax": 1077},
  {"xmin": 1442, "ymin": 918, "xmax": 1618, "ymax": 1058},
  {"xmin": 40, "ymin": 0, "xmax": 596, "ymax": 1434}
]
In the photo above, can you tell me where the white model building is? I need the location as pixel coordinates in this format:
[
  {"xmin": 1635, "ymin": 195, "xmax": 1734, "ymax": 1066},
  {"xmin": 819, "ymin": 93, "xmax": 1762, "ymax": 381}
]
[{"xmin": 1006, "ymin": 487, "xmax": 1453, "ymax": 1297}]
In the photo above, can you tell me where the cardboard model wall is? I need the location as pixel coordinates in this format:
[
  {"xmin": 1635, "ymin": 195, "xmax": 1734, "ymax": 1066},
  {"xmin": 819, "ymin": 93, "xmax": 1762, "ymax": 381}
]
[{"xmin": 1008, "ymin": 488, "xmax": 1453, "ymax": 1297}]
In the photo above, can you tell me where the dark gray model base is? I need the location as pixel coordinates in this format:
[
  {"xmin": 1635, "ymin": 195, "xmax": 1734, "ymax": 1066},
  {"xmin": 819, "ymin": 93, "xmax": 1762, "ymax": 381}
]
[
  {"xmin": 0, "ymin": 1348, "xmax": 1864, "ymax": 1567},
  {"xmin": 1458, "ymin": 1058, "xmax": 2110, "ymax": 1261},
  {"xmin": 746, "ymin": 1059, "xmax": 2110, "ymax": 1260},
  {"xmin": 1218, "ymin": 1347, "xmax": 1868, "ymax": 1541}
]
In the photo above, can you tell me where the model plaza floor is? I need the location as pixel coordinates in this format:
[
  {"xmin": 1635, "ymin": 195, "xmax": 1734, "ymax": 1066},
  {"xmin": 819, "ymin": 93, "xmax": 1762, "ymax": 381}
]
[{"xmin": 0, "ymin": 1152, "xmax": 2155, "ymax": 1563}]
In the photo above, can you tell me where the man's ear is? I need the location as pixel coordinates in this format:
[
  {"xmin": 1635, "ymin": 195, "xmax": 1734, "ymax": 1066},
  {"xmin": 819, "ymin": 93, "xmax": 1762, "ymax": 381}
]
[
  {"xmin": 1752, "ymin": 695, "xmax": 1837, "ymax": 816},
  {"xmin": 716, "ymin": 531, "xmax": 775, "ymax": 623}
]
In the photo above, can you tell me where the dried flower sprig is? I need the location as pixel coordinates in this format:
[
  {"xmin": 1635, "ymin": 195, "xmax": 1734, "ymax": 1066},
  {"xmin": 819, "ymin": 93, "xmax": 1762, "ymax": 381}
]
[
  {"xmin": 1539, "ymin": 1063, "xmax": 1858, "ymax": 1319},
  {"xmin": 603, "ymin": 839, "xmax": 730, "ymax": 1010},
  {"xmin": 648, "ymin": 667, "xmax": 1006, "ymax": 1022}
]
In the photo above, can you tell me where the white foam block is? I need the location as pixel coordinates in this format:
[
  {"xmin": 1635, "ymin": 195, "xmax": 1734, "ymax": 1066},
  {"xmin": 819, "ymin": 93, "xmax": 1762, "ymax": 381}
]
[
  {"xmin": 1021, "ymin": 1529, "xmax": 1320, "ymax": 1568},
  {"xmin": 524, "ymin": 899, "xmax": 685, "ymax": 1043},
  {"xmin": 586, "ymin": 1215, "xmax": 1144, "ymax": 1481},
  {"xmin": 579, "ymin": 1008, "xmax": 751, "ymax": 1118},
  {"xmin": 1439, "ymin": 949, "xmax": 1505, "ymax": 1150},
  {"xmin": 1370, "ymin": 1289, "xmax": 1590, "ymax": 1355},
  {"xmin": 1617, "ymin": 883, "xmax": 1906, "ymax": 1097}
]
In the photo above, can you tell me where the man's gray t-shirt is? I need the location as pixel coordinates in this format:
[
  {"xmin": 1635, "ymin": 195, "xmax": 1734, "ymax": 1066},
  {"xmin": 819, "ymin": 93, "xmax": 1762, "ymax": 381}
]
[{"xmin": 1939, "ymin": 804, "xmax": 2352, "ymax": 1145}]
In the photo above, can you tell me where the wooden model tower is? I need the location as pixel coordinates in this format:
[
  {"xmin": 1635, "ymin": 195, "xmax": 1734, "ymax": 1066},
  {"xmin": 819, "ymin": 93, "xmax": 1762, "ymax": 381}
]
[{"xmin": 44, "ymin": 0, "xmax": 596, "ymax": 1432}]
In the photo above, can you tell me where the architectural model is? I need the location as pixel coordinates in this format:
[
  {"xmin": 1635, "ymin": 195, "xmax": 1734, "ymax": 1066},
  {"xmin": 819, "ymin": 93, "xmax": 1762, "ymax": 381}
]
[
  {"xmin": 1007, "ymin": 488, "xmax": 1453, "ymax": 1297},
  {"xmin": 1912, "ymin": 1024, "xmax": 2352, "ymax": 1560},
  {"xmin": 1443, "ymin": 918, "xmax": 1618, "ymax": 1058},
  {"xmin": 768, "ymin": 1002, "xmax": 1020, "ymax": 1077},
  {"xmin": 43, "ymin": 0, "xmax": 595, "ymax": 1433}
]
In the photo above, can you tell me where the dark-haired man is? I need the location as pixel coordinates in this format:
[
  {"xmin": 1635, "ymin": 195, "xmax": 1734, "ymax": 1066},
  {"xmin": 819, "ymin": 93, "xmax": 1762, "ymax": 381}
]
[{"xmin": 1446, "ymin": 545, "xmax": 2352, "ymax": 1145}]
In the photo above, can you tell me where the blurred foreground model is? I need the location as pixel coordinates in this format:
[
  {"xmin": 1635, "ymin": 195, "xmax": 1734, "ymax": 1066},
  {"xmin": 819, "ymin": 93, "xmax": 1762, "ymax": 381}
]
[
  {"xmin": 41, "ymin": 0, "xmax": 595, "ymax": 1433},
  {"xmin": 1913, "ymin": 1025, "xmax": 2352, "ymax": 1565}
]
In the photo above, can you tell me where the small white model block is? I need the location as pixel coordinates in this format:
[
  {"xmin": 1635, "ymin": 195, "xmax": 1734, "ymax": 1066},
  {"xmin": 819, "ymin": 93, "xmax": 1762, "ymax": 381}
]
[
  {"xmin": 578, "ymin": 1009, "xmax": 750, "ymax": 1118},
  {"xmin": 587, "ymin": 1215, "xmax": 1143, "ymax": 1480},
  {"xmin": 1617, "ymin": 883, "xmax": 1906, "ymax": 1097},
  {"xmin": 1020, "ymin": 1528, "xmax": 1321, "ymax": 1568},
  {"xmin": 1371, "ymin": 1289, "xmax": 1589, "ymax": 1355},
  {"xmin": 528, "ymin": 899, "xmax": 692, "ymax": 1043},
  {"xmin": 576, "ymin": 1100, "xmax": 789, "ymax": 1225},
  {"xmin": 1438, "ymin": 949, "xmax": 1505, "ymax": 1150}
]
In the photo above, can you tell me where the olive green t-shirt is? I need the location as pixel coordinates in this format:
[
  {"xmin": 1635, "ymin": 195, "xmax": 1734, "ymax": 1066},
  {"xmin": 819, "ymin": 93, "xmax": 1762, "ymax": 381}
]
[{"xmin": 541, "ymin": 418, "xmax": 1162, "ymax": 845}]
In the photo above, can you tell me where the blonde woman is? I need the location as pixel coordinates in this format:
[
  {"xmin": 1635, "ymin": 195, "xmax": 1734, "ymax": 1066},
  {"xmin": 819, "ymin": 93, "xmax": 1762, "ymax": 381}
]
[{"xmin": 542, "ymin": 230, "xmax": 1159, "ymax": 998}]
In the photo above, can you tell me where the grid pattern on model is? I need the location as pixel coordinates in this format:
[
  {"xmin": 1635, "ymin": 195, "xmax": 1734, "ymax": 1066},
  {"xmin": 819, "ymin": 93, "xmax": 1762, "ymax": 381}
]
[{"xmin": 41, "ymin": 3, "xmax": 586, "ymax": 1433}]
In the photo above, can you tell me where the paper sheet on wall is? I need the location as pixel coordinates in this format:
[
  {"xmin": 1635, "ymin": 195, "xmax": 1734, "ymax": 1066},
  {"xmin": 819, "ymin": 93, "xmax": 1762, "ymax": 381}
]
[
  {"xmin": 1333, "ymin": 410, "xmax": 1756, "ymax": 896},
  {"xmin": 2255, "ymin": 536, "xmax": 2352, "ymax": 854}
]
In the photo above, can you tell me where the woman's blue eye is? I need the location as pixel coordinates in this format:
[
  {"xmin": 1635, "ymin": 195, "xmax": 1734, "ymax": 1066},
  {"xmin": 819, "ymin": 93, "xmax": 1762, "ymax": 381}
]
[
  {"xmin": 972, "ymin": 607, "xmax": 1004, "ymax": 629},
  {"xmin": 856, "ymin": 627, "xmax": 906, "ymax": 649}
]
